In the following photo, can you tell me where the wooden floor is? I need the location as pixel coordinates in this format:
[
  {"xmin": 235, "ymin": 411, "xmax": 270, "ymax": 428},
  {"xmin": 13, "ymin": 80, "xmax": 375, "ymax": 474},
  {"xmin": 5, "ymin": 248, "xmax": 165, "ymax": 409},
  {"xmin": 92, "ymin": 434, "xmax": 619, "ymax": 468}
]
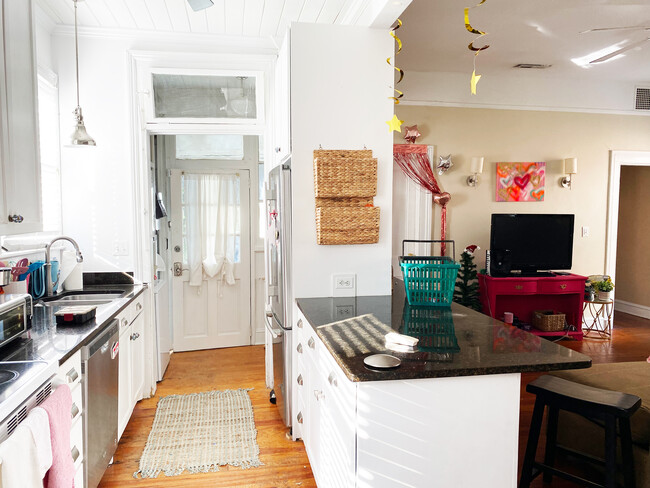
[
  {"xmin": 100, "ymin": 311, "xmax": 649, "ymax": 487},
  {"xmin": 99, "ymin": 345, "xmax": 316, "ymax": 488}
]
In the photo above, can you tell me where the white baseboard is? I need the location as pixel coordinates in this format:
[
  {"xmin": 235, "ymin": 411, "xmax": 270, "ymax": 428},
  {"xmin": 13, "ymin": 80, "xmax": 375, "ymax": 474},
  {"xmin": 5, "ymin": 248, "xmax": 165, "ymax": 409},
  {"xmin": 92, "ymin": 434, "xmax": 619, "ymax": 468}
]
[
  {"xmin": 254, "ymin": 329, "xmax": 265, "ymax": 345},
  {"xmin": 614, "ymin": 299, "xmax": 650, "ymax": 319}
]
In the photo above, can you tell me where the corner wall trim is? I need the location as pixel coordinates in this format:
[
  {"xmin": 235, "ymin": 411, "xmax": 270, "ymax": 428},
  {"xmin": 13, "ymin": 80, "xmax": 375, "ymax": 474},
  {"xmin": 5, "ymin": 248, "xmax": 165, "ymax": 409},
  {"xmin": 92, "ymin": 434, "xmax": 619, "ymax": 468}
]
[{"xmin": 614, "ymin": 299, "xmax": 650, "ymax": 320}]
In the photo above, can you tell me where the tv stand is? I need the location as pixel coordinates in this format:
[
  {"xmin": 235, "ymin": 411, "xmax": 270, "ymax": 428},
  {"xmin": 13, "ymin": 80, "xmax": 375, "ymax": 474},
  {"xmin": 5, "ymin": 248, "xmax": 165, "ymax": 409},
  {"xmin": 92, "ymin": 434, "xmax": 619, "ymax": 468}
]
[{"xmin": 478, "ymin": 273, "xmax": 587, "ymax": 340}]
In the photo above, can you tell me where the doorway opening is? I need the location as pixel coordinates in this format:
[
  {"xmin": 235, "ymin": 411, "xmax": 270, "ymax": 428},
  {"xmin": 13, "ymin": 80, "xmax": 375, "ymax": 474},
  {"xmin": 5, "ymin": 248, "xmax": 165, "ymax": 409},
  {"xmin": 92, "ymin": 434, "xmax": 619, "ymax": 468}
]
[{"xmin": 605, "ymin": 151, "xmax": 650, "ymax": 320}]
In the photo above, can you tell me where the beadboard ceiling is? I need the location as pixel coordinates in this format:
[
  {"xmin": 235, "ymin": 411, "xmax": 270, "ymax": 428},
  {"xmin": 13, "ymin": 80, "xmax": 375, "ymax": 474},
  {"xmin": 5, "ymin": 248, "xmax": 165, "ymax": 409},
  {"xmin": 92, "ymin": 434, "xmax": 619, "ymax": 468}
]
[{"xmin": 35, "ymin": 0, "xmax": 406, "ymax": 40}]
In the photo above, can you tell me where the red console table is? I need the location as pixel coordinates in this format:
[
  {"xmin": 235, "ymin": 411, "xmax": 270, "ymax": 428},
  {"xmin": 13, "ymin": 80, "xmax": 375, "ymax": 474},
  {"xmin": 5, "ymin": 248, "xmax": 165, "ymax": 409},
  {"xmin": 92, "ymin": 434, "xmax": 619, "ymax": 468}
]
[{"xmin": 478, "ymin": 273, "xmax": 587, "ymax": 340}]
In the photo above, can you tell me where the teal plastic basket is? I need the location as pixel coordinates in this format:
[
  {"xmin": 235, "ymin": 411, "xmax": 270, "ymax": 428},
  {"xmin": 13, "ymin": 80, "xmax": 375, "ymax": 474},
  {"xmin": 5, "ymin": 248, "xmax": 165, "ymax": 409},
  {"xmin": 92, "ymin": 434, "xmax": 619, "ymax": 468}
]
[{"xmin": 399, "ymin": 240, "xmax": 460, "ymax": 307}]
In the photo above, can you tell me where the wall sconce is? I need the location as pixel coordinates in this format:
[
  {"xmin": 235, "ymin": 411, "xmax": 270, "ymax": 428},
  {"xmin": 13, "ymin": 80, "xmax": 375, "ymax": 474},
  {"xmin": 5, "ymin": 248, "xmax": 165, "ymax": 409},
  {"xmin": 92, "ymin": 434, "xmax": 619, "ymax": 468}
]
[
  {"xmin": 466, "ymin": 157, "xmax": 484, "ymax": 187},
  {"xmin": 560, "ymin": 158, "xmax": 578, "ymax": 189}
]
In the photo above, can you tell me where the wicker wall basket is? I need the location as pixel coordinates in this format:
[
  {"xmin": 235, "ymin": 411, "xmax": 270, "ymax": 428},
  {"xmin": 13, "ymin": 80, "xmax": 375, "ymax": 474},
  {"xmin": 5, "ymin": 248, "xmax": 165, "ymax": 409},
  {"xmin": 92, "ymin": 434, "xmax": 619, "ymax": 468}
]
[
  {"xmin": 314, "ymin": 196, "xmax": 373, "ymax": 207},
  {"xmin": 316, "ymin": 206, "xmax": 380, "ymax": 245},
  {"xmin": 532, "ymin": 310, "xmax": 566, "ymax": 332},
  {"xmin": 313, "ymin": 151, "xmax": 377, "ymax": 198}
]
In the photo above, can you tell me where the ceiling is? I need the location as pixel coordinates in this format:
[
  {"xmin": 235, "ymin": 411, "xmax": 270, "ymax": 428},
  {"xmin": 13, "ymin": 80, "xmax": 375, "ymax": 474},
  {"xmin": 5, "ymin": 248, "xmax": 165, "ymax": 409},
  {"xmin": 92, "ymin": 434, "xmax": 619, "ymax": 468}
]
[
  {"xmin": 35, "ymin": 0, "xmax": 405, "ymax": 40},
  {"xmin": 398, "ymin": 0, "xmax": 650, "ymax": 83}
]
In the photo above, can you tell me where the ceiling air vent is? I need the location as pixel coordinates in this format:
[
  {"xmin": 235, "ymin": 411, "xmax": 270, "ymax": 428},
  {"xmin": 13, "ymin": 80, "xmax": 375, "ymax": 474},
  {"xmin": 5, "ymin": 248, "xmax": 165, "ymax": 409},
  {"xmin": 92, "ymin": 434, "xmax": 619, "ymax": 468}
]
[
  {"xmin": 513, "ymin": 63, "xmax": 552, "ymax": 69},
  {"xmin": 635, "ymin": 87, "xmax": 650, "ymax": 110}
]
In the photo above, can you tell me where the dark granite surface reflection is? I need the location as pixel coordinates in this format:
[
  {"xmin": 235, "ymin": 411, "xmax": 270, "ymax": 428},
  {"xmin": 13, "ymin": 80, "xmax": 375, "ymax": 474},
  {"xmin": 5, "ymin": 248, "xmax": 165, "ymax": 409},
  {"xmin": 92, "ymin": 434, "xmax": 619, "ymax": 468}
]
[
  {"xmin": 296, "ymin": 280, "xmax": 591, "ymax": 382},
  {"xmin": 0, "ymin": 285, "xmax": 145, "ymax": 365}
]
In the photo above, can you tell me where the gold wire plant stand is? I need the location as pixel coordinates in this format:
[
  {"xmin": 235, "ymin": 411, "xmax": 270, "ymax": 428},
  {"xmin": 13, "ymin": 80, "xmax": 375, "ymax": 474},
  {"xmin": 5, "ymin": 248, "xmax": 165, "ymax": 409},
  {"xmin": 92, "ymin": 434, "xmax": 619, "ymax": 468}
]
[{"xmin": 582, "ymin": 299, "xmax": 614, "ymax": 339}]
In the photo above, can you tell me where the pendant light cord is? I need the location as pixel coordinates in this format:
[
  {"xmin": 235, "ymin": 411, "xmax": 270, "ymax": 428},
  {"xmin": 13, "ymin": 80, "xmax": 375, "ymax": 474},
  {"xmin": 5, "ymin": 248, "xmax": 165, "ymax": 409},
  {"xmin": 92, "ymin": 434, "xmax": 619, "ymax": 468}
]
[{"xmin": 74, "ymin": 0, "xmax": 80, "ymax": 108}]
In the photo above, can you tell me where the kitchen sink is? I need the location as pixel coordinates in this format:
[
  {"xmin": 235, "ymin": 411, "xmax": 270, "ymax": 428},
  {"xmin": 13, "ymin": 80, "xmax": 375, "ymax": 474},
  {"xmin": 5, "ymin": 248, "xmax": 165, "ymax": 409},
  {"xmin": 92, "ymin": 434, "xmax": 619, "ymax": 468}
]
[{"xmin": 37, "ymin": 291, "xmax": 126, "ymax": 307}]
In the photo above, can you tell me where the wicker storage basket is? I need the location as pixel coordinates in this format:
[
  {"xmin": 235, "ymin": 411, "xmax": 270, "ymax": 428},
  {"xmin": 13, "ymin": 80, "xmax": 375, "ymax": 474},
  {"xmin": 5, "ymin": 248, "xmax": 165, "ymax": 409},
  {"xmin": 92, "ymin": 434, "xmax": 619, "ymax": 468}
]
[
  {"xmin": 313, "ymin": 151, "xmax": 377, "ymax": 198},
  {"xmin": 315, "ymin": 196, "xmax": 373, "ymax": 208},
  {"xmin": 532, "ymin": 310, "xmax": 566, "ymax": 332},
  {"xmin": 314, "ymin": 149, "xmax": 373, "ymax": 159},
  {"xmin": 316, "ymin": 206, "xmax": 380, "ymax": 245}
]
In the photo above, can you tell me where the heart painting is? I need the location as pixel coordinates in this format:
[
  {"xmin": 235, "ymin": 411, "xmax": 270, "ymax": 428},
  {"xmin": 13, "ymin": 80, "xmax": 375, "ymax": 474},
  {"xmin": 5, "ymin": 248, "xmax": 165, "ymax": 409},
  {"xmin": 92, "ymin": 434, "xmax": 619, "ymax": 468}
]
[{"xmin": 495, "ymin": 162, "xmax": 545, "ymax": 202}]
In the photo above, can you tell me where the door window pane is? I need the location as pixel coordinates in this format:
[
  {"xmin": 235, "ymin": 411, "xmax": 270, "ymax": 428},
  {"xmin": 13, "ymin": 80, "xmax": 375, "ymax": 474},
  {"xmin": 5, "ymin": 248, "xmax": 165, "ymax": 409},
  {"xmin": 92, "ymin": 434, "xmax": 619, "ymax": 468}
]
[
  {"xmin": 153, "ymin": 74, "xmax": 257, "ymax": 119},
  {"xmin": 176, "ymin": 135, "xmax": 244, "ymax": 160}
]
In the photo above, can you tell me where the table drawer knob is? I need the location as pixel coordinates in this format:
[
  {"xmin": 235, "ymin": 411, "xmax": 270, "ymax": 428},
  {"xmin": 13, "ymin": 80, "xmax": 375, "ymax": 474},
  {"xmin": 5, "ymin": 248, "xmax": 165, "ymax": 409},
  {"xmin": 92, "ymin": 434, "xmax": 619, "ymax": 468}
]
[
  {"xmin": 560, "ymin": 284, "xmax": 567, "ymax": 290},
  {"xmin": 515, "ymin": 285, "xmax": 523, "ymax": 290}
]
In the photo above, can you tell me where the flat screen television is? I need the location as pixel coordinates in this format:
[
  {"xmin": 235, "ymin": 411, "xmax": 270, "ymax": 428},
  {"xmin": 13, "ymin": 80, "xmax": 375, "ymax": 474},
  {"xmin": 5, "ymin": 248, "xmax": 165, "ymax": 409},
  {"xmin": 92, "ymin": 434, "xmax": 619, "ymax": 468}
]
[{"xmin": 490, "ymin": 214, "xmax": 575, "ymax": 275}]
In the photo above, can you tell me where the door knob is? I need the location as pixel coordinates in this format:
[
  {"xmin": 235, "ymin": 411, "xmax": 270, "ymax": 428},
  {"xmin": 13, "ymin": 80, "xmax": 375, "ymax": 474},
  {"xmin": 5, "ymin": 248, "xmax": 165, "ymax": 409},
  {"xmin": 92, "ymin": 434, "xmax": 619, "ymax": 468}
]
[{"xmin": 173, "ymin": 262, "xmax": 183, "ymax": 277}]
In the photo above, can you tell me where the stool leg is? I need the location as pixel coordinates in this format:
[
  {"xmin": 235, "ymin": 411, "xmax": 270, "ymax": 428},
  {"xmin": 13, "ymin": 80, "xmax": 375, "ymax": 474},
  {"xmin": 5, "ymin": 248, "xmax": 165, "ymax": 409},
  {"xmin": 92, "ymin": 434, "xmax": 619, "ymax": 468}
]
[
  {"xmin": 619, "ymin": 417, "xmax": 636, "ymax": 488},
  {"xmin": 543, "ymin": 406, "xmax": 559, "ymax": 483},
  {"xmin": 519, "ymin": 398, "xmax": 545, "ymax": 488},
  {"xmin": 604, "ymin": 415, "xmax": 617, "ymax": 488}
]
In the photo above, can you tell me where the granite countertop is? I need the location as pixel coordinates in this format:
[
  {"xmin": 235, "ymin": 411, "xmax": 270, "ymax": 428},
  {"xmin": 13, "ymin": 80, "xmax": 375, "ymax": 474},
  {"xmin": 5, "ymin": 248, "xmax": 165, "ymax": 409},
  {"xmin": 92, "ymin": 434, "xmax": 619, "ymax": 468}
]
[
  {"xmin": 296, "ymin": 280, "xmax": 591, "ymax": 382},
  {"xmin": 0, "ymin": 284, "xmax": 146, "ymax": 365}
]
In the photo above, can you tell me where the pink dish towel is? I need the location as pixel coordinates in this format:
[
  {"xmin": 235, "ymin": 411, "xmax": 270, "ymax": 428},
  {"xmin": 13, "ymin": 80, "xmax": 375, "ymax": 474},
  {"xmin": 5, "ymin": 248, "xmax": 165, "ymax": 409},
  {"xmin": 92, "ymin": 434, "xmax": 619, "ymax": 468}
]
[{"xmin": 40, "ymin": 384, "xmax": 75, "ymax": 488}]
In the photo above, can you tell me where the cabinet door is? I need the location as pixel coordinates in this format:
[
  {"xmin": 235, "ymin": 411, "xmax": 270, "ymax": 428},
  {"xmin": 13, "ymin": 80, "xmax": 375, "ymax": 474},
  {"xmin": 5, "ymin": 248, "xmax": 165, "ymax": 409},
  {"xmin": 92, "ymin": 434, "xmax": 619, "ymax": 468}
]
[
  {"xmin": 0, "ymin": 0, "xmax": 42, "ymax": 234},
  {"xmin": 117, "ymin": 326, "xmax": 132, "ymax": 440},
  {"xmin": 130, "ymin": 311, "xmax": 145, "ymax": 405},
  {"xmin": 273, "ymin": 31, "xmax": 290, "ymax": 162}
]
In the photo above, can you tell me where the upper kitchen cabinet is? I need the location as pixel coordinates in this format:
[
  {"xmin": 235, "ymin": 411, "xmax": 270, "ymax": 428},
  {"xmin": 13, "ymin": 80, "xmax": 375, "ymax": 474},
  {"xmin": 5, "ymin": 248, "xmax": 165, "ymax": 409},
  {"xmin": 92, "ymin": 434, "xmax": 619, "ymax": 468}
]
[
  {"xmin": 0, "ymin": 0, "xmax": 42, "ymax": 235},
  {"xmin": 273, "ymin": 31, "xmax": 290, "ymax": 164}
]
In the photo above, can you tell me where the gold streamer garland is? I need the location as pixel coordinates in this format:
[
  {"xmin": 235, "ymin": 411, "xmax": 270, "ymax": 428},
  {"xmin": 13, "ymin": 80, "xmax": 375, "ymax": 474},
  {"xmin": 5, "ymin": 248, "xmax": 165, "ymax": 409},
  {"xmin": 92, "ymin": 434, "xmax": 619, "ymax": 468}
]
[
  {"xmin": 464, "ymin": 0, "xmax": 490, "ymax": 95},
  {"xmin": 386, "ymin": 19, "xmax": 405, "ymax": 133}
]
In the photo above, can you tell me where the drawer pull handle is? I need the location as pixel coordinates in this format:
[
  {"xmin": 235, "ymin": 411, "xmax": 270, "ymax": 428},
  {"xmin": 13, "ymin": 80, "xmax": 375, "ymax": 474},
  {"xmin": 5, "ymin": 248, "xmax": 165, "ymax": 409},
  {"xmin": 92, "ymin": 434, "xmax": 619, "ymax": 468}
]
[
  {"xmin": 297, "ymin": 412, "xmax": 303, "ymax": 424},
  {"xmin": 560, "ymin": 284, "xmax": 567, "ymax": 290},
  {"xmin": 514, "ymin": 285, "xmax": 523, "ymax": 290},
  {"xmin": 296, "ymin": 343, "xmax": 303, "ymax": 354},
  {"xmin": 308, "ymin": 337, "xmax": 315, "ymax": 349},
  {"xmin": 328, "ymin": 372, "xmax": 338, "ymax": 387},
  {"xmin": 297, "ymin": 374, "xmax": 303, "ymax": 386},
  {"xmin": 136, "ymin": 303, "xmax": 142, "ymax": 311},
  {"xmin": 7, "ymin": 214, "xmax": 23, "ymax": 223},
  {"xmin": 314, "ymin": 390, "xmax": 324, "ymax": 401},
  {"xmin": 71, "ymin": 446, "xmax": 80, "ymax": 463},
  {"xmin": 70, "ymin": 403, "xmax": 80, "ymax": 419},
  {"xmin": 66, "ymin": 368, "xmax": 79, "ymax": 383},
  {"xmin": 122, "ymin": 318, "xmax": 128, "ymax": 327},
  {"xmin": 297, "ymin": 319, "xmax": 303, "ymax": 329}
]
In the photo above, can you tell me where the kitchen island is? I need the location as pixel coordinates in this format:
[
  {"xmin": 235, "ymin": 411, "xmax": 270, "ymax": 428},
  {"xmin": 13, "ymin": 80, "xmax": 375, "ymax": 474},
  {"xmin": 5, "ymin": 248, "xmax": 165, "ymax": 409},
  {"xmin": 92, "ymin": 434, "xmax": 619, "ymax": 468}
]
[{"xmin": 292, "ymin": 281, "xmax": 591, "ymax": 488}]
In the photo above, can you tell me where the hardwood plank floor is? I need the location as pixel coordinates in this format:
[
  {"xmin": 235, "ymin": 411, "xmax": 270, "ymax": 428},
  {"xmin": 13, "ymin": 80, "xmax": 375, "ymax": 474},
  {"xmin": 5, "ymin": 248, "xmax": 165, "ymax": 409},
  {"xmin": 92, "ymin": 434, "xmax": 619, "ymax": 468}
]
[
  {"xmin": 99, "ymin": 345, "xmax": 316, "ymax": 488},
  {"xmin": 101, "ymin": 311, "xmax": 648, "ymax": 487}
]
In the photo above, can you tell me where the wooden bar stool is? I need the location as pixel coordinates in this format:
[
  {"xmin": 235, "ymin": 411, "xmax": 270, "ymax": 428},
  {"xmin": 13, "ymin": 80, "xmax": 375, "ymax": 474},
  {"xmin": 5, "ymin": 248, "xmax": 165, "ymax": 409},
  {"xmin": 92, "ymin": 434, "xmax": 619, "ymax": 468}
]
[{"xmin": 519, "ymin": 375, "xmax": 642, "ymax": 488}]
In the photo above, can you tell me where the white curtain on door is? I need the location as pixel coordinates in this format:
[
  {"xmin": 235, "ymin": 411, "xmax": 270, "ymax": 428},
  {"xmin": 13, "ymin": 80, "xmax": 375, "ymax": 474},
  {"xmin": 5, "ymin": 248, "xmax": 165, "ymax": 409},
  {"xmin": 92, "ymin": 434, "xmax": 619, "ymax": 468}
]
[{"xmin": 183, "ymin": 173, "xmax": 240, "ymax": 287}]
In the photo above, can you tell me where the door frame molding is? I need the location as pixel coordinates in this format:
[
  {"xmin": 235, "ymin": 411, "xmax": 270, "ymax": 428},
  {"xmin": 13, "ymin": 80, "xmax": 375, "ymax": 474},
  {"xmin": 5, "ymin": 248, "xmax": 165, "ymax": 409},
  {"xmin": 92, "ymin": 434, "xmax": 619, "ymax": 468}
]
[
  {"xmin": 128, "ymin": 50, "xmax": 275, "ymax": 349},
  {"xmin": 605, "ymin": 150, "xmax": 650, "ymax": 289}
]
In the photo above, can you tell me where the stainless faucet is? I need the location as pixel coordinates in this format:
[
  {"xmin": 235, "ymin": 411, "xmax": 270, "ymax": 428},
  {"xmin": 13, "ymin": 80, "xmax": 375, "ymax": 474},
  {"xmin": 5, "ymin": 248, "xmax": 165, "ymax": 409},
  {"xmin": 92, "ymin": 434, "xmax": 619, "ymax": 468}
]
[{"xmin": 45, "ymin": 236, "xmax": 84, "ymax": 297}]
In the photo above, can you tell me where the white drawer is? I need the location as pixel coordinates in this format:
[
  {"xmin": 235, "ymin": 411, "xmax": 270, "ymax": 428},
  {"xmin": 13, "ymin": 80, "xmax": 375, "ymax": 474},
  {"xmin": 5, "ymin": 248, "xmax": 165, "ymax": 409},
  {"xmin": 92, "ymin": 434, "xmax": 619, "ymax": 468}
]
[
  {"xmin": 58, "ymin": 351, "xmax": 82, "ymax": 389},
  {"xmin": 74, "ymin": 462, "xmax": 84, "ymax": 488},
  {"xmin": 70, "ymin": 382, "xmax": 83, "ymax": 425},
  {"xmin": 70, "ymin": 418, "xmax": 83, "ymax": 472},
  {"xmin": 130, "ymin": 293, "xmax": 145, "ymax": 321}
]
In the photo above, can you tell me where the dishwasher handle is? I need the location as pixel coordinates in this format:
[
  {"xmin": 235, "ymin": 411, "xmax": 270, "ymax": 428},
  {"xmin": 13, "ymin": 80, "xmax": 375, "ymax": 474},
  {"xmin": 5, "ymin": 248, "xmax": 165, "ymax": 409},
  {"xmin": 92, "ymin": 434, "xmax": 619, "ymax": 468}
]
[{"xmin": 82, "ymin": 319, "xmax": 120, "ymax": 360}]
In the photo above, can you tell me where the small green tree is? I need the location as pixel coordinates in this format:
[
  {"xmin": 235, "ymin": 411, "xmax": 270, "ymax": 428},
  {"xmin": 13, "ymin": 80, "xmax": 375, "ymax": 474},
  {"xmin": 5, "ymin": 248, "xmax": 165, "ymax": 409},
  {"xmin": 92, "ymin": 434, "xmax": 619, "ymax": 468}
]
[{"xmin": 453, "ymin": 245, "xmax": 481, "ymax": 311}]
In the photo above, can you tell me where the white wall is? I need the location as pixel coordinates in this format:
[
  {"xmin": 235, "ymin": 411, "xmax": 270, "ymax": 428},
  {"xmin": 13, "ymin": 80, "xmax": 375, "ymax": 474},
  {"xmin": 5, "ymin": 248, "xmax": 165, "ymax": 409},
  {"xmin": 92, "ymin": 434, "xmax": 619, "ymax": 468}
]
[{"xmin": 290, "ymin": 23, "xmax": 394, "ymax": 298}]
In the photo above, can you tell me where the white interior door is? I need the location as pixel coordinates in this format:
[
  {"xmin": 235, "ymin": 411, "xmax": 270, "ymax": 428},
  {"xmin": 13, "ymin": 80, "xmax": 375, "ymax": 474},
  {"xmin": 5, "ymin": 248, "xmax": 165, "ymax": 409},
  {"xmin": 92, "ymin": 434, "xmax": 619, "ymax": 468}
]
[{"xmin": 170, "ymin": 169, "xmax": 251, "ymax": 351}]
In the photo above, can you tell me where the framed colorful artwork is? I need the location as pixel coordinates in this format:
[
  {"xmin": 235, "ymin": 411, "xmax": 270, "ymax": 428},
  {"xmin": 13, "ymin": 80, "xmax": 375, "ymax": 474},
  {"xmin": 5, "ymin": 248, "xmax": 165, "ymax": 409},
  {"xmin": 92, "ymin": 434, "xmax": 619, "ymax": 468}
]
[{"xmin": 496, "ymin": 162, "xmax": 545, "ymax": 202}]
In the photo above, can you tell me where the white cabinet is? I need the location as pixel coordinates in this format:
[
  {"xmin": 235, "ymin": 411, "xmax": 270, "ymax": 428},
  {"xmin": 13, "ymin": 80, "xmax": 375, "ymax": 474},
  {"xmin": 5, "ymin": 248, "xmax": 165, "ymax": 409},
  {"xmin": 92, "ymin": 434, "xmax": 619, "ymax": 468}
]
[
  {"xmin": 273, "ymin": 31, "xmax": 291, "ymax": 163},
  {"xmin": 57, "ymin": 351, "xmax": 84, "ymax": 487},
  {"xmin": 117, "ymin": 292, "xmax": 147, "ymax": 440},
  {"xmin": 293, "ymin": 308, "xmax": 356, "ymax": 487},
  {"xmin": 0, "ymin": 0, "xmax": 42, "ymax": 235}
]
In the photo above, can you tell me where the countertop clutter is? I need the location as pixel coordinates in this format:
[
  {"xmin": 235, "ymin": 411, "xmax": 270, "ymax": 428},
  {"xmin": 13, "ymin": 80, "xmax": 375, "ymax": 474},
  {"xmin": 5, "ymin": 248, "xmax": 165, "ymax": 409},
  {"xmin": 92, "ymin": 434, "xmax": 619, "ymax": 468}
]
[
  {"xmin": 296, "ymin": 279, "xmax": 591, "ymax": 382},
  {"xmin": 0, "ymin": 284, "xmax": 145, "ymax": 365}
]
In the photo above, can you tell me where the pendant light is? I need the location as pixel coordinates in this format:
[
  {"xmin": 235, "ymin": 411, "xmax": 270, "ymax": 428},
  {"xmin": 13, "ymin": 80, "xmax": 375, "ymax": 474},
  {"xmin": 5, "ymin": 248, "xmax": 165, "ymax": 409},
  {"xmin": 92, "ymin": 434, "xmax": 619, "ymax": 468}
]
[{"xmin": 70, "ymin": 0, "xmax": 95, "ymax": 146}]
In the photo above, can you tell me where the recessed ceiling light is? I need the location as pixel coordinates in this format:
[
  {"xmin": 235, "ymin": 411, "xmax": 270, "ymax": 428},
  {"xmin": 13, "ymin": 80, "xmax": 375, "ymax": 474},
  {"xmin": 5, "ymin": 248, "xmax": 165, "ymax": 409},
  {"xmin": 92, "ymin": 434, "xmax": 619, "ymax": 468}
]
[{"xmin": 513, "ymin": 64, "xmax": 552, "ymax": 69}]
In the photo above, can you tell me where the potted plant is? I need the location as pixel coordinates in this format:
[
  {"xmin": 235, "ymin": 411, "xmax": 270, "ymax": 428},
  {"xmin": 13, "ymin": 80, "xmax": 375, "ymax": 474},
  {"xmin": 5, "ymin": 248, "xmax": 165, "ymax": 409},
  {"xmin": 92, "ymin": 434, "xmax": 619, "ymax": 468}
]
[{"xmin": 592, "ymin": 277, "xmax": 614, "ymax": 301}]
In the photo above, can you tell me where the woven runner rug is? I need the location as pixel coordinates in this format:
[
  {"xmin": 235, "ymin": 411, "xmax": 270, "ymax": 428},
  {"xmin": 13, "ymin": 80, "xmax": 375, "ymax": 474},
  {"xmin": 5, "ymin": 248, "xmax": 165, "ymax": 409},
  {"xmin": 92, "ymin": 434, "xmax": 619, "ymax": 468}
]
[{"xmin": 134, "ymin": 389, "xmax": 262, "ymax": 478}]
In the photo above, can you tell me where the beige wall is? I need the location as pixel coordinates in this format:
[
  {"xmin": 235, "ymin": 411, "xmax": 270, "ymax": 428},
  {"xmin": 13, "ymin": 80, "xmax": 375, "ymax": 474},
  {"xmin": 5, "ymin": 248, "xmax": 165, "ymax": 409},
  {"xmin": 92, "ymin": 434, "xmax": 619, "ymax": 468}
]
[
  {"xmin": 394, "ymin": 106, "xmax": 650, "ymax": 276},
  {"xmin": 615, "ymin": 166, "xmax": 650, "ymax": 306}
]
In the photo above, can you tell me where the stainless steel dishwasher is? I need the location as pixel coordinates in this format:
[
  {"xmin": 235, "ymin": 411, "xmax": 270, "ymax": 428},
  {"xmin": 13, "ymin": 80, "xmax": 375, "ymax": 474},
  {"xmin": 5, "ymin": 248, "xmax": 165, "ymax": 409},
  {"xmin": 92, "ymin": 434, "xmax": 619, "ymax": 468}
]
[{"xmin": 82, "ymin": 320, "xmax": 119, "ymax": 488}]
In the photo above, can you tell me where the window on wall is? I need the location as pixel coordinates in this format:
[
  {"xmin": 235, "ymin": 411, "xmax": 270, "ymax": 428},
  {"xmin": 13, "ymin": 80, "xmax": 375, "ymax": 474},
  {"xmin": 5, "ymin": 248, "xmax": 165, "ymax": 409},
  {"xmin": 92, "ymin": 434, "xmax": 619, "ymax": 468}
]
[
  {"xmin": 176, "ymin": 134, "xmax": 244, "ymax": 160},
  {"xmin": 37, "ymin": 71, "xmax": 62, "ymax": 233}
]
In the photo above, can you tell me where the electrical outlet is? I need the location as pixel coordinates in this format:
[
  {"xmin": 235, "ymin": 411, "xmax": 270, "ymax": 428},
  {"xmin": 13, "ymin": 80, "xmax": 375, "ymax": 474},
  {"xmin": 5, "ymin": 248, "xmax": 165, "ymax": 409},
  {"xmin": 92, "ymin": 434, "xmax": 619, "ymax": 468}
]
[
  {"xmin": 332, "ymin": 274, "xmax": 356, "ymax": 297},
  {"xmin": 112, "ymin": 240, "xmax": 128, "ymax": 256},
  {"xmin": 581, "ymin": 226, "xmax": 590, "ymax": 238}
]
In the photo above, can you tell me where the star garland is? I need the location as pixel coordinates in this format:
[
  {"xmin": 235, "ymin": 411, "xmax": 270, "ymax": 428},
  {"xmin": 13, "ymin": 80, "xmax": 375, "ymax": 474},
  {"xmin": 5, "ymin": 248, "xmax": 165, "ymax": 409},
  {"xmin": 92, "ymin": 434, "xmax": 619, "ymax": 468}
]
[
  {"xmin": 386, "ymin": 19, "xmax": 405, "ymax": 132},
  {"xmin": 464, "ymin": 0, "xmax": 490, "ymax": 95}
]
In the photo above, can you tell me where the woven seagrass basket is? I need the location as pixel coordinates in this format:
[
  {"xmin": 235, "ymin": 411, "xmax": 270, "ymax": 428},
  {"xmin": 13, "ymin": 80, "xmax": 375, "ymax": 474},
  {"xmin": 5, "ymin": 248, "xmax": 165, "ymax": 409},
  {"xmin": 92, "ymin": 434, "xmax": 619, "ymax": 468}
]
[
  {"xmin": 313, "ymin": 150, "xmax": 377, "ymax": 198},
  {"xmin": 532, "ymin": 310, "xmax": 566, "ymax": 332},
  {"xmin": 315, "ymin": 206, "xmax": 380, "ymax": 245}
]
